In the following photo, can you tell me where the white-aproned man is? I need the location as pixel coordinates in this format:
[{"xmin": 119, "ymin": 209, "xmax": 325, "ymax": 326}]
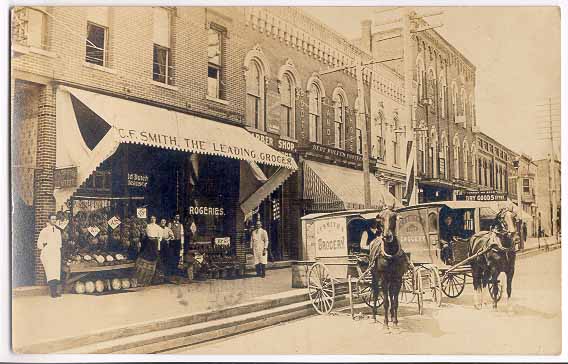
[
  {"xmin": 251, "ymin": 220, "xmax": 269, "ymax": 278},
  {"xmin": 37, "ymin": 213, "xmax": 63, "ymax": 298}
]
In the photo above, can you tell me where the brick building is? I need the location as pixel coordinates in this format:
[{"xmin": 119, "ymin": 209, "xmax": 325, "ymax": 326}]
[
  {"xmin": 11, "ymin": 6, "xmax": 401, "ymax": 286},
  {"xmin": 535, "ymin": 157, "xmax": 561, "ymax": 237}
]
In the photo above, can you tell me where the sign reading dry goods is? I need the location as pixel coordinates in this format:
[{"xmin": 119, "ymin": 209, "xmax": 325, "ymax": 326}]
[{"xmin": 457, "ymin": 191, "xmax": 508, "ymax": 202}]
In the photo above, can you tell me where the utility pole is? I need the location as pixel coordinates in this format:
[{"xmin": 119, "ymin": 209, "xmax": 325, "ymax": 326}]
[
  {"xmin": 356, "ymin": 61, "xmax": 372, "ymax": 208},
  {"xmin": 548, "ymin": 97, "xmax": 558, "ymax": 242}
]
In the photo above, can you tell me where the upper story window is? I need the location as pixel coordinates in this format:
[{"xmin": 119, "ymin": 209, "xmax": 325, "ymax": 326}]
[
  {"xmin": 152, "ymin": 7, "xmax": 173, "ymax": 84},
  {"xmin": 246, "ymin": 60, "xmax": 264, "ymax": 130},
  {"xmin": 460, "ymin": 88, "xmax": 467, "ymax": 116},
  {"xmin": 523, "ymin": 178, "xmax": 530, "ymax": 193},
  {"xmin": 427, "ymin": 69, "xmax": 435, "ymax": 99},
  {"xmin": 417, "ymin": 58, "xmax": 425, "ymax": 101},
  {"xmin": 439, "ymin": 75, "xmax": 446, "ymax": 118},
  {"xmin": 308, "ymin": 82, "xmax": 323, "ymax": 144},
  {"xmin": 333, "ymin": 93, "xmax": 346, "ymax": 149},
  {"xmin": 452, "ymin": 83, "xmax": 458, "ymax": 120},
  {"xmin": 86, "ymin": 8, "xmax": 110, "ymax": 67},
  {"xmin": 392, "ymin": 113, "xmax": 400, "ymax": 165},
  {"xmin": 355, "ymin": 97, "xmax": 363, "ymax": 155},
  {"xmin": 208, "ymin": 25, "xmax": 225, "ymax": 99},
  {"xmin": 12, "ymin": 7, "xmax": 47, "ymax": 49},
  {"xmin": 280, "ymin": 73, "xmax": 295, "ymax": 138},
  {"xmin": 453, "ymin": 137, "xmax": 460, "ymax": 179}
]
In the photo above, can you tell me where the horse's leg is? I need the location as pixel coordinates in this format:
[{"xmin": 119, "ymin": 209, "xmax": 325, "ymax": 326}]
[
  {"xmin": 490, "ymin": 269, "xmax": 500, "ymax": 309},
  {"xmin": 392, "ymin": 278, "xmax": 402, "ymax": 326},
  {"xmin": 471, "ymin": 263, "xmax": 482, "ymax": 309},
  {"xmin": 505, "ymin": 264, "xmax": 515, "ymax": 313},
  {"xmin": 383, "ymin": 279, "xmax": 390, "ymax": 327},
  {"xmin": 371, "ymin": 270, "xmax": 377, "ymax": 322}
]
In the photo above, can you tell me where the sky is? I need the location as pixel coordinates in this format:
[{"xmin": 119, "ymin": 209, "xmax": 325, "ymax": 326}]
[{"xmin": 302, "ymin": 6, "xmax": 561, "ymax": 160}]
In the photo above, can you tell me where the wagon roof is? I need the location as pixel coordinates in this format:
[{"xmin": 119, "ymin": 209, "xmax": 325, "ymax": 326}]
[
  {"xmin": 301, "ymin": 208, "xmax": 383, "ymax": 221},
  {"xmin": 396, "ymin": 200, "xmax": 498, "ymax": 212}
]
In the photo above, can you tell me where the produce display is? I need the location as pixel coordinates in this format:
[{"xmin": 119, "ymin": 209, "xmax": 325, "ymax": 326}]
[
  {"xmin": 185, "ymin": 242, "xmax": 243, "ymax": 279},
  {"xmin": 73, "ymin": 277, "xmax": 138, "ymax": 295}
]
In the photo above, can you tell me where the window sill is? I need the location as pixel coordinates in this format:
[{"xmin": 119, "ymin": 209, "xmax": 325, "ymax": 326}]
[
  {"xmin": 82, "ymin": 62, "xmax": 117, "ymax": 74},
  {"xmin": 206, "ymin": 95, "xmax": 230, "ymax": 105},
  {"xmin": 279, "ymin": 135, "xmax": 298, "ymax": 143},
  {"xmin": 245, "ymin": 127, "xmax": 267, "ymax": 135},
  {"xmin": 150, "ymin": 80, "xmax": 178, "ymax": 91},
  {"xmin": 13, "ymin": 44, "xmax": 57, "ymax": 58}
]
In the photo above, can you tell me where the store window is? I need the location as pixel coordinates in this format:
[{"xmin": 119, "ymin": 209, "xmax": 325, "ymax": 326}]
[
  {"xmin": 246, "ymin": 60, "xmax": 264, "ymax": 130},
  {"xmin": 308, "ymin": 82, "xmax": 322, "ymax": 143},
  {"xmin": 280, "ymin": 73, "xmax": 295, "ymax": 138},
  {"xmin": 152, "ymin": 7, "xmax": 173, "ymax": 84},
  {"xmin": 86, "ymin": 22, "xmax": 108, "ymax": 66},
  {"xmin": 208, "ymin": 25, "xmax": 224, "ymax": 99},
  {"xmin": 334, "ymin": 93, "xmax": 345, "ymax": 149}
]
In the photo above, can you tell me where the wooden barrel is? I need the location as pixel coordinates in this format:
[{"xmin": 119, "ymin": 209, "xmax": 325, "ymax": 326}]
[{"xmin": 291, "ymin": 262, "xmax": 309, "ymax": 288}]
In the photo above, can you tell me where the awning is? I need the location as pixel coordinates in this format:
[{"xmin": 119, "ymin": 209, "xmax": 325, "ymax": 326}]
[
  {"xmin": 303, "ymin": 160, "xmax": 402, "ymax": 212},
  {"xmin": 478, "ymin": 199, "xmax": 533, "ymax": 222},
  {"xmin": 55, "ymin": 86, "xmax": 297, "ymax": 210},
  {"xmin": 240, "ymin": 167, "xmax": 294, "ymax": 218}
]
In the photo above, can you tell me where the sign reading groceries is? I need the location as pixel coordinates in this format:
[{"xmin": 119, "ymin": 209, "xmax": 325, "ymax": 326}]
[
  {"xmin": 313, "ymin": 217, "xmax": 347, "ymax": 277},
  {"xmin": 116, "ymin": 128, "xmax": 294, "ymax": 168}
]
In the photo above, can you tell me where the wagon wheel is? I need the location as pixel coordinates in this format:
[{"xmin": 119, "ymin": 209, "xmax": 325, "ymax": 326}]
[
  {"xmin": 398, "ymin": 269, "xmax": 414, "ymax": 304},
  {"xmin": 415, "ymin": 267, "xmax": 424, "ymax": 315},
  {"xmin": 356, "ymin": 268, "xmax": 383, "ymax": 308},
  {"xmin": 488, "ymin": 279, "xmax": 503, "ymax": 303},
  {"xmin": 307, "ymin": 262, "xmax": 335, "ymax": 315},
  {"xmin": 428, "ymin": 265, "xmax": 443, "ymax": 307},
  {"xmin": 441, "ymin": 272, "xmax": 466, "ymax": 298}
]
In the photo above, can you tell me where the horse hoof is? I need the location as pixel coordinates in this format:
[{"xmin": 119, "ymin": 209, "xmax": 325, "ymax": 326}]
[{"xmin": 474, "ymin": 304, "xmax": 482, "ymax": 310}]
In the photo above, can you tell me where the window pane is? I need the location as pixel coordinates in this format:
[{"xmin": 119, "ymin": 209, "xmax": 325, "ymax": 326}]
[
  {"xmin": 153, "ymin": 45, "xmax": 168, "ymax": 83},
  {"xmin": 281, "ymin": 76, "xmax": 292, "ymax": 107},
  {"xmin": 208, "ymin": 28, "xmax": 221, "ymax": 66},
  {"xmin": 309, "ymin": 115, "xmax": 317, "ymax": 142},
  {"xmin": 86, "ymin": 23, "xmax": 106, "ymax": 66},
  {"xmin": 208, "ymin": 66, "xmax": 219, "ymax": 98},
  {"xmin": 247, "ymin": 62, "xmax": 261, "ymax": 96}
]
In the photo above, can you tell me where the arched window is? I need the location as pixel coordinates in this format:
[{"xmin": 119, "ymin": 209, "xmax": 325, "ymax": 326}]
[
  {"xmin": 470, "ymin": 94, "xmax": 475, "ymax": 125},
  {"xmin": 392, "ymin": 112, "xmax": 400, "ymax": 165},
  {"xmin": 308, "ymin": 81, "xmax": 323, "ymax": 143},
  {"xmin": 332, "ymin": 88, "xmax": 347, "ymax": 150},
  {"xmin": 280, "ymin": 73, "xmax": 295, "ymax": 138},
  {"xmin": 471, "ymin": 143, "xmax": 476, "ymax": 183},
  {"xmin": 440, "ymin": 135, "xmax": 448, "ymax": 179},
  {"xmin": 417, "ymin": 57, "xmax": 425, "ymax": 101},
  {"xmin": 452, "ymin": 82, "xmax": 458, "ymax": 121},
  {"xmin": 483, "ymin": 159, "xmax": 488, "ymax": 186},
  {"xmin": 453, "ymin": 135, "xmax": 460, "ymax": 179},
  {"xmin": 462, "ymin": 140, "xmax": 469, "ymax": 181},
  {"xmin": 427, "ymin": 68, "xmax": 435, "ymax": 99},
  {"xmin": 460, "ymin": 88, "xmax": 466, "ymax": 117},
  {"xmin": 246, "ymin": 60, "xmax": 264, "ymax": 130},
  {"xmin": 429, "ymin": 128, "xmax": 438, "ymax": 178},
  {"xmin": 439, "ymin": 75, "xmax": 446, "ymax": 118},
  {"xmin": 374, "ymin": 110, "xmax": 386, "ymax": 161},
  {"xmin": 354, "ymin": 97, "xmax": 363, "ymax": 155}
]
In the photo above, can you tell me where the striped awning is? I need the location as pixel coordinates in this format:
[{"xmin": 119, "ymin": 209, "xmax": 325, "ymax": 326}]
[{"xmin": 303, "ymin": 160, "xmax": 402, "ymax": 213}]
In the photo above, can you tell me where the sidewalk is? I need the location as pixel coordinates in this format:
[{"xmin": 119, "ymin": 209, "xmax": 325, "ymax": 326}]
[
  {"xmin": 12, "ymin": 267, "xmax": 294, "ymax": 351},
  {"xmin": 523, "ymin": 236, "xmax": 559, "ymax": 251}
]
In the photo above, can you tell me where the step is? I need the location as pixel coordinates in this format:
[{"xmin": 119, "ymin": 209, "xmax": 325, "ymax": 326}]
[
  {"xmin": 58, "ymin": 294, "xmax": 351, "ymax": 354},
  {"xmin": 15, "ymin": 289, "xmax": 310, "ymax": 354}
]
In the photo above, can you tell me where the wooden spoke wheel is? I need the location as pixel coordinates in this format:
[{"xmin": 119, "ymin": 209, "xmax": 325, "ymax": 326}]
[
  {"xmin": 441, "ymin": 272, "xmax": 467, "ymax": 298},
  {"xmin": 356, "ymin": 269, "xmax": 383, "ymax": 308},
  {"xmin": 399, "ymin": 269, "xmax": 415, "ymax": 304},
  {"xmin": 307, "ymin": 262, "xmax": 335, "ymax": 315},
  {"xmin": 488, "ymin": 279, "xmax": 503, "ymax": 303},
  {"xmin": 414, "ymin": 268, "xmax": 424, "ymax": 315}
]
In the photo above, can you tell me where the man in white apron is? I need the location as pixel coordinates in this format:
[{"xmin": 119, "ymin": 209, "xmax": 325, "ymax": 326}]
[
  {"xmin": 37, "ymin": 214, "xmax": 62, "ymax": 298},
  {"xmin": 251, "ymin": 220, "xmax": 269, "ymax": 278}
]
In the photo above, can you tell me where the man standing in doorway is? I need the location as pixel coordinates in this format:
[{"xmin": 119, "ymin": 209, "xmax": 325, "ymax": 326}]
[
  {"xmin": 170, "ymin": 213, "xmax": 184, "ymax": 275},
  {"xmin": 251, "ymin": 220, "xmax": 269, "ymax": 278},
  {"xmin": 37, "ymin": 213, "xmax": 62, "ymax": 298}
]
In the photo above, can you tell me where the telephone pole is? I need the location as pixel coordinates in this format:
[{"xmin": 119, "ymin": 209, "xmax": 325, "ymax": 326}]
[{"xmin": 548, "ymin": 98, "xmax": 558, "ymax": 242}]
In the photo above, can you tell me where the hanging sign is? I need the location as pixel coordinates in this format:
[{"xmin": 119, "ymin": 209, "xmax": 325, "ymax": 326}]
[
  {"xmin": 108, "ymin": 216, "xmax": 121, "ymax": 230},
  {"xmin": 136, "ymin": 207, "xmax": 147, "ymax": 219},
  {"xmin": 215, "ymin": 237, "xmax": 231, "ymax": 246},
  {"xmin": 87, "ymin": 226, "xmax": 100, "ymax": 237},
  {"xmin": 56, "ymin": 219, "xmax": 69, "ymax": 230},
  {"xmin": 127, "ymin": 173, "xmax": 149, "ymax": 188},
  {"xmin": 456, "ymin": 191, "xmax": 508, "ymax": 202}
]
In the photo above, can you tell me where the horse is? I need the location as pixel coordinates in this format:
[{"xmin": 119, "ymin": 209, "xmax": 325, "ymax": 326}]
[
  {"xmin": 370, "ymin": 206, "xmax": 410, "ymax": 327},
  {"xmin": 469, "ymin": 207, "xmax": 518, "ymax": 309}
]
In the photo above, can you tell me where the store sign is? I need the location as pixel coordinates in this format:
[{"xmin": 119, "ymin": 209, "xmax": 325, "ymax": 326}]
[
  {"xmin": 188, "ymin": 206, "xmax": 225, "ymax": 216},
  {"xmin": 313, "ymin": 217, "xmax": 347, "ymax": 277},
  {"xmin": 457, "ymin": 191, "xmax": 508, "ymax": 202},
  {"xmin": 72, "ymin": 199, "xmax": 110, "ymax": 214},
  {"xmin": 87, "ymin": 226, "xmax": 100, "ymax": 237},
  {"xmin": 54, "ymin": 167, "xmax": 77, "ymax": 189},
  {"xmin": 136, "ymin": 207, "xmax": 147, "ymax": 219},
  {"xmin": 108, "ymin": 216, "xmax": 121, "ymax": 230},
  {"xmin": 250, "ymin": 132, "xmax": 276, "ymax": 148},
  {"xmin": 215, "ymin": 237, "xmax": 231, "ymax": 246},
  {"xmin": 127, "ymin": 173, "xmax": 149, "ymax": 188}
]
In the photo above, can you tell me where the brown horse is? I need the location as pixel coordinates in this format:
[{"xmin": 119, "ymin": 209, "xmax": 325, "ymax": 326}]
[
  {"xmin": 371, "ymin": 206, "xmax": 410, "ymax": 326},
  {"xmin": 469, "ymin": 207, "xmax": 518, "ymax": 309}
]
